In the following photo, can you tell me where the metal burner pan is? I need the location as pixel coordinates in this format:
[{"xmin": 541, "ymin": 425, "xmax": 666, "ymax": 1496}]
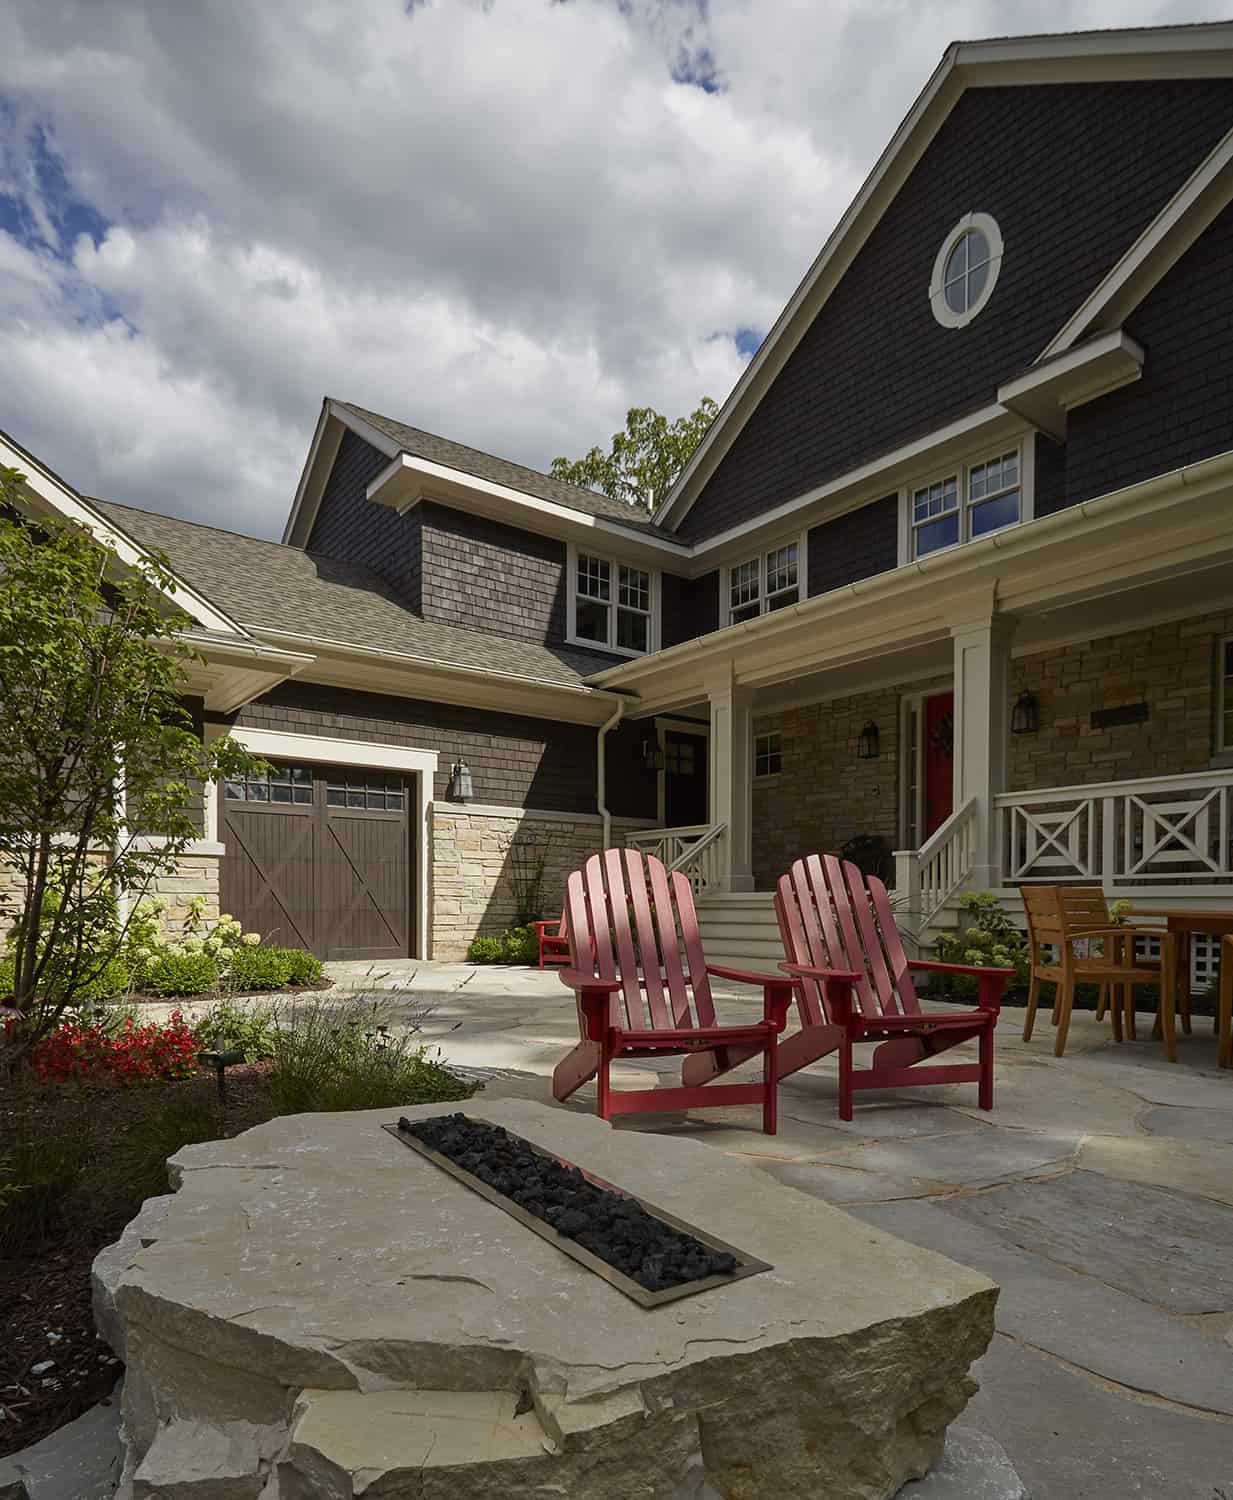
[{"xmin": 382, "ymin": 1117, "xmax": 772, "ymax": 1309}]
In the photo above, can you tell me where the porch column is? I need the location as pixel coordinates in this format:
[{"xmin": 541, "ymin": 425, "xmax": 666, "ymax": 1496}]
[
  {"xmin": 951, "ymin": 607, "xmax": 1015, "ymax": 889},
  {"xmin": 706, "ymin": 668, "xmax": 754, "ymax": 891}
]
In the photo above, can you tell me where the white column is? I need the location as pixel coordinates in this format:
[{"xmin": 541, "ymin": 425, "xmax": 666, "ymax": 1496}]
[
  {"xmin": 951, "ymin": 609, "xmax": 1015, "ymax": 889},
  {"xmin": 706, "ymin": 669, "xmax": 754, "ymax": 892}
]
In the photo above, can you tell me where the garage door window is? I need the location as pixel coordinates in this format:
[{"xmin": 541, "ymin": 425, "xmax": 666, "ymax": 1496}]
[
  {"xmin": 225, "ymin": 764, "xmax": 313, "ymax": 804},
  {"xmin": 325, "ymin": 774, "xmax": 406, "ymax": 811}
]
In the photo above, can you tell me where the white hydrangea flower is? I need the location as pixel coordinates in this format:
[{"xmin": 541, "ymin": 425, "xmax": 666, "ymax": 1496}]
[{"xmin": 243, "ymin": 932, "xmax": 261, "ymax": 946}]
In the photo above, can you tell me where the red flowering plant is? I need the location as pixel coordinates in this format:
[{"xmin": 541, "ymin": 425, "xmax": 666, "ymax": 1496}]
[{"xmin": 15, "ymin": 1009, "xmax": 200, "ymax": 1084}]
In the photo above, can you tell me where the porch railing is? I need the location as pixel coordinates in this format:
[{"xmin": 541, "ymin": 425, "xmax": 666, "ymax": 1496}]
[
  {"xmin": 894, "ymin": 797, "xmax": 979, "ymax": 929},
  {"xmin": 996, "ymin": 769, "xmax": 1233, "ymax": 891},
  {"xmin": 625, "ymin": 822, "xmax": 728, "ymax": 894}
]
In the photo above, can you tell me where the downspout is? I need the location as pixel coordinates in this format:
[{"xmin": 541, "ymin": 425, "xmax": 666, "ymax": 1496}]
[{"xmin": 596, "ymin": 697, "xmax": 625, "ymax": 850}]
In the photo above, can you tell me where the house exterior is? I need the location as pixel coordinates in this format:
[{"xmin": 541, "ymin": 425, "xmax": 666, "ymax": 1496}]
[{"xmin": 7, "ymin": 21, "xmax": 1233, "ymax": 966}]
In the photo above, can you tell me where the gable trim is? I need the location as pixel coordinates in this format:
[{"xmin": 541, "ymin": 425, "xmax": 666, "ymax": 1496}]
[
  {"xmin": 655, "ymin": 24, "xmax": 1233, "ymax": 533},
  {"xmin": 0, "ymin": 428, "xmax": 250, "ymax": 640},
  {"xmin": 1040, "ymin": 121, "xmax": 1233, "ymax": 357}
]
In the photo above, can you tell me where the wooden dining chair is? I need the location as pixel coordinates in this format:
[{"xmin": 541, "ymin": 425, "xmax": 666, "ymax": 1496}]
[{"xmin": 1020, "ymin": 885, "xmax": 1171, "ymax": 1057}]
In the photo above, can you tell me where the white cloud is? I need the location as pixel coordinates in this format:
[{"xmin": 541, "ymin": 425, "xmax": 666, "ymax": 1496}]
[{"xmin": 0, "ymin": 0, "xmax": 1228, "ymax": 535}]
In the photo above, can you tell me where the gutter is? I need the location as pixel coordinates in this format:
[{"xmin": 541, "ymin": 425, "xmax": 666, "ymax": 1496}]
[{"xmin": 595, "ymin": 697, "xmax": 625, "ymax": 851}]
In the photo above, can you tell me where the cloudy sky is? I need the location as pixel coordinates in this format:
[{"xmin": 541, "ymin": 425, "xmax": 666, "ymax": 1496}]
[{"xmin": 0, "ymin": 1, "xmax": 1227, "ymax": 538}]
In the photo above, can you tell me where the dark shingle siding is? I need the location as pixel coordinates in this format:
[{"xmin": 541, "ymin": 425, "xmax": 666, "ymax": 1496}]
[
  {"xmin": 1034, "ymin": 434, "xmax": 1069, "ymax": 518},
  {"xmin": 662, "ymin": 570, "xmax": 720, "ymax": 648},
  {"xmin": 223, "ymin": 683, "xmax": 656, "ymax": 818},
  {"xmin": 808, "ymin": 495, "xmax": 898, "ymax": 596},
  {"xmin": 419, "ymin": 503, "xmax": 569, "ymax": 646},
  {"xmin": 679, "ymin": 79, "xmax": 1233, "ymax": 544},
  {"xmin": 307, "ymin": 430, "xmax": 421, "ymax": 611},
  {"xmin": 1065, "ymin": 199, "xmax": 1233, "ymax": 504}
]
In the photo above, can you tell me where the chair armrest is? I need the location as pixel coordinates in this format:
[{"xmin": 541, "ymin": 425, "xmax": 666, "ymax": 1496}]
[
  {"xmin": 908, "ymin": 959, "xmax": 1012, "ymax": 1014},
  {"xmin": 558, "ymin": 970, "xmax": 622, "ymax": 993},
  {"xmin": 704, "ymin": 966, "xmax": 797, "ymax": 1031},
  {"xmin": 778, "ymin": 962, "xmax": 865, "ymax": 984},
  {"xmin": 532, "ymin": 919, "xmax": 562, "ymax": 937},
  {"xmin": 706, "ymin": 963, "xmax": 797, "ymax": 987},
  {"xmin": 779, "ymin": 962, "xmax": 863, "ymax": 1030}
]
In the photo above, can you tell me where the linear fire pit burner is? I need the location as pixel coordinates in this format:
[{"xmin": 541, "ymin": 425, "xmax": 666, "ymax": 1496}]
[{"xmin": 383, "ymin": 1114, "xmax": 772, "ymax": 1308}]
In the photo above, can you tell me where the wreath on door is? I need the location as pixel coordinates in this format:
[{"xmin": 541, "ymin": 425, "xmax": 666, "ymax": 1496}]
[{"xmin": 929, "ymin": 710, "xmax": 954, "ymax": 759}]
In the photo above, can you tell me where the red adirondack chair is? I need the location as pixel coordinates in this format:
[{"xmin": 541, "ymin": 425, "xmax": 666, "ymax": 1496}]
[
  {"xmin": 684, "ymin": 854, "xmax": 1010, "ymax": 1120},
  {"xmin": 551, "ymin": 849, "xmax": 793, "ymax": 1133},
  {"xmin": 532, "ymin": 914, "xmax": 570, "ymax": 969}
]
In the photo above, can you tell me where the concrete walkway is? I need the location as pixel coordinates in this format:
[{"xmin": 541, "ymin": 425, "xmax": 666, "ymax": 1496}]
[{"xmin": 330, "ymin": 960, "xmax": 1233, "ymax": 1500}]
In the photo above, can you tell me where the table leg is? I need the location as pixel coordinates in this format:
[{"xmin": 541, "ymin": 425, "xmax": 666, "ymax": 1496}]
[
  {"xmin": 1159, "ymin": 932, "xmax": 1178, "ymax": 1064},
  {"xmin": 1178, "ymin": 931, "xmax": 1192, "ymax": 1036},
  {"xmin": 1219, "ymin": 938, "xmax": 1232, "ymax": 1069}
]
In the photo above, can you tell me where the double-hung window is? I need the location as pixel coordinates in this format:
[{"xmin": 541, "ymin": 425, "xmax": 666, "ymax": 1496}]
[
  {"xmin": 910, "ymin": 448, "xmax": 1022, "ymax": 560},
  {"xmin": 1220, "ymin": 636, "xmax": 1233, "ymax": 754},
  {"xmin": 727, "ymin": 540, "xmax": 802, "ymax": 624},
  {"xmin": 570, "ymin": 549, "xmax": 655, "ymax": 655}
]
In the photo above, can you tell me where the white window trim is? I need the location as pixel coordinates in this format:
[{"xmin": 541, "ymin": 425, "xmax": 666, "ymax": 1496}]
[
  {"xmin": 896, "ymin": 440, "xmax": 1034, "ymax": 566},
  {"xmin": 1218, "ymin": 634, "xmax": 1233, "ymax": 755},
  {"xmin": 565, "ymin": 543, "xmax": 660, "ymax": 658},
  {"xmin": 723, "ymin": 532, "xmax": 808, "ymax": 627},
  {"xmin": 929, "ymin": 212, "xmax": 1004, "ymax": 330},
  {"xmin": 204, "ymin": 725, "xmax": 438, "ymax": 961}
]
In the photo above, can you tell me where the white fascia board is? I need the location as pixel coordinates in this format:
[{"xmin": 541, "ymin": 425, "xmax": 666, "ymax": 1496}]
[
  {"xmin": 654, "ymin": 25, "xmax": 1233, "ymax": 533},
  {"xmin": 689, "ymin": 404, "xmax": 1018, "ymax": 565},
  {"xmin": 0, "ymin": 430, "xmax": 249, "ymax": 639},
  {"xmin": 1039, "ymin": 124, "xmax": 1233, "ymax": 358},
  {"xmin": 245, "ymin": 625, "xmax": 631, "ymax": 726},
  {"xmin": 590, "ymin": 444, "xmax": 1233, "ymax": 695},
  {"xmin": 227, "ymin": 726, "xmax": 438, "ymax": 776},
  {"xmin": 998, "ymin": 331, "xmax": 1145, "ymax": 440},
  {"xmin": 183, "ymin": 636, "xmax": 316, "ymax": 715},
  {"xmin": 365, "ymin": 451, "xmax": 691, "ymax": 567}
]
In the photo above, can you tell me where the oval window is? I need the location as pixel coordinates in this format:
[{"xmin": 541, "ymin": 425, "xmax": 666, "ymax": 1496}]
[{"xmin": 930, "ymin": 214, "xmax": 1003, "ymax": 328}]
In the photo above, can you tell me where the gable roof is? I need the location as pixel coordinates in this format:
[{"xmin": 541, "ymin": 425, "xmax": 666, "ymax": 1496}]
[
  {"xmin": 654, "ymin": 20, "xmax": 1233, "ymax": 532},
  {"xmin": 92, "ymin": 499, "xmax": 622, "ymax": 691}
]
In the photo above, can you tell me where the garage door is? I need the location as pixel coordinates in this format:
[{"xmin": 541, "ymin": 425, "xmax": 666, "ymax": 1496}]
[{"xmin": 221, "ymin": 761, "xmax": 412, "ymax": 960}]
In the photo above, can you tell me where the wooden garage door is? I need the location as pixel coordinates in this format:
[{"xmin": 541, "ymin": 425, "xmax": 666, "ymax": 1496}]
[{"xmin": 221, "ymin": 761, "xmax": 412, "ymax": 960}]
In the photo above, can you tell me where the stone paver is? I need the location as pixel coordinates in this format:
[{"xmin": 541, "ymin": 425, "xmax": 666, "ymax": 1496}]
[{"xmin": 138, "ymin": 962, "xmax": 1233, "ymax": 1494}]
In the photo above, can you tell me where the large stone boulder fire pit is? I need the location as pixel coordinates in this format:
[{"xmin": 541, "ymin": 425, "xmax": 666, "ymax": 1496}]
[{"xmin": 101, "ymin": 1099, "xmax": 996, "ymax": 1499}]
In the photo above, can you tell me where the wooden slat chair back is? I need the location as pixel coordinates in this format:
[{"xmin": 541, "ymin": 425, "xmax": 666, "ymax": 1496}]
[
  {"xmin": 1020, "ymin": 883, "xmax": 1169, "ymax": 1057},
  {"xmin": 552, "ymin": 849, "xmax": 793, "ymax": 1132},
  {"xmin": 694, "ymin": 853, "xmax": 1009, "ymax": 1121}
]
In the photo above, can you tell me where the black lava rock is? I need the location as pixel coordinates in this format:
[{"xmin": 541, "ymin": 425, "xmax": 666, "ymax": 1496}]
[{"xmin": 399, "ymin": 1114, "xmax": 739, "ymax": 1293}]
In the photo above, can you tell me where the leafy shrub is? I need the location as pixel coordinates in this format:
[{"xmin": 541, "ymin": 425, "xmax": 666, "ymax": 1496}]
[
  {"xmin": 193, "ymin": 999, "xmax": 279, "ymax": 1061},
  {"xmin": 269, "ymin": 997, "xmax": 475, "ymax": 1115},
  {"xmin": 225, "ymin": 945, "xmax": 294, "ymax": 991},
  {"xmin": 22, "ymin": 1009, "xmax": 199, "ymax": 1083},
  {"xmin": 934, "ymin": 891, "xmax": 1031, "ymax": 996},
  {"xmin": 466, "ymin": 936, "xmax": 504, "ymax": 963},
  {"xmin": 0, "ymin": 952, "xmax": 130, "ymax": 1003},
  {"xmin": 142, "ymin": 949, "xmax": 221, "ymax": 996},
  {"xmin": 280, "ymin": 948, "xmax": 323, "ymax": 986},
  {"xmin": 466, "ymin": 926, "xmax": 538, "ymax": 965}
]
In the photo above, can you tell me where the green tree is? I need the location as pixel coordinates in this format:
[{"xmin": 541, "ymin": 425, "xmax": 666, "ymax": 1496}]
[
  {"xmin": 0, "ymin": 468, "xmax": 257, "ymax": 1049},
  {"xmin": 550, "ymin": 397, "xmax": 718, "ymax": 514}
]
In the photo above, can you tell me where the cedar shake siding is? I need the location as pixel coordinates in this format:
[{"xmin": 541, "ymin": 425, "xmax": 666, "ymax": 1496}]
[
  {"xmin": 807, "ymin": 495, "xmax": 898, "ymax": 597},
  {"xmin": 1033, "ymin": 434, "xmax": 1068, "ymax": 519},
  {"xmin": 1065, "ymin": 199, "xmax": 1233, "ymax": 507},
  {"xmin": 307, "ymin": 430, "xmax": 423, "ymax": 612},
  {"xmin": 218, "ymin": 682, "xmax": 656, "ymax": 821},
  {"xmin": 662, "ymin": 570, "xmax": 720, "ymax": 648},
  {"xmin": 418, "ymin": 502, "xmax": 567, "ymax": 646},
  {"xmin": 678, "ymin": 79, "xmax": 1233, "ymax": 543}
]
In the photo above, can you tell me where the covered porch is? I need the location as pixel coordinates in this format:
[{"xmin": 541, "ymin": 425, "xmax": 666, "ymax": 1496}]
[{"xmin": 606, "ymin": 449, "xmax": 1233, "ymax": 956}]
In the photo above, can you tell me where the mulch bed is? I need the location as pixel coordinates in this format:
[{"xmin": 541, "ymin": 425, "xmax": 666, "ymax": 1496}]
[
  {"xmin": 123, "ymin": 979, "xmax": 333, "ymax": 1006},
  {"xmin": 0, "ymin": 1063, "xmax": 276, "ymax": 1459}
]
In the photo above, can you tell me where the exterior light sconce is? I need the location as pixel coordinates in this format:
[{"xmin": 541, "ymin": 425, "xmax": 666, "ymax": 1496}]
[
  {"xmin": 1010, "ymin": 692, "xmax": 1039, "ymax": 735},
  {"xmin": 857, "ymin": 721, "xmax": 880, "ymax": 760},
  {"xmin": 641, "ymin": 739, "xmax": 665, "ymax": 773},
  {"xmin": 448, "ymin": 758, "xmax": 474, "ymax": 801}
]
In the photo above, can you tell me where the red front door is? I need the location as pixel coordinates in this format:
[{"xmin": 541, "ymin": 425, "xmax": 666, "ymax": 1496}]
[{"xmin": 923, "ymin": 692, "xmax": 954, "ymax": 838}]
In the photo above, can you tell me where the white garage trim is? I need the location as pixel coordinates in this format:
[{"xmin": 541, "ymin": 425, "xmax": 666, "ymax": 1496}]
[{"xmin": 206, "ymin": 726, "xmax": 438, "ymax": 960}]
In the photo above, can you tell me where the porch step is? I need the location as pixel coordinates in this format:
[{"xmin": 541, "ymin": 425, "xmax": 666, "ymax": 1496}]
[{"xmin": 695, "ymin": 890, "xmax": 782, "ymax": 973}]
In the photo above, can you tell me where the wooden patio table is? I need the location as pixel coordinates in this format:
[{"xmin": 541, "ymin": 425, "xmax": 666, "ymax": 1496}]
[{"xmin": 1126, "ymin": 906, "xmax": 1233, "ymax": 1067}]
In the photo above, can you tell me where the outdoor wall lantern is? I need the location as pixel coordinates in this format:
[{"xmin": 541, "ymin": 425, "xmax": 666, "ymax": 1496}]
[
  {"xmin": 641, "ymin": 739, "xmax": 665, "ymax": 773},
  {"xmin": 857, "ymin": 721, "xmax": 880, "ymax": 760},
  {"xmin": 1010, "ymin": 691, "xmax": 1039, "ymax": 736},
  {"xmin": 448, "ymin": 758, "xmax": 474, "ymax": 801}
]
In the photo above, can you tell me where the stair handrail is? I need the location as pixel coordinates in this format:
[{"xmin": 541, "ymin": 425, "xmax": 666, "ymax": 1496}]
[
  {"xmin": 666, "ymin": 821, "xmax": 728, "ymax": 894},
  {"xmin": 894, "ymin": 797, "xmax": 979, "ymax": 931}
]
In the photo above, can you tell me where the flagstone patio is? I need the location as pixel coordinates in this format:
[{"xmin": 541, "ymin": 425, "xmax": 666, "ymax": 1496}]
[{"xmin": 320, "ymin": 960, "xmax": 1233, "ymax": 1500}]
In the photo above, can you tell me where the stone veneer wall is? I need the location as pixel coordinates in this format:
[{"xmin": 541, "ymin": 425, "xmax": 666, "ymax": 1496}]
[
  {"xmin": 1009, "ymin": 610, "xmax": 1227, "ymax": 792},
  {"xmin": 430, "ymin": 806, "xmax": 650, "ymax": 960},
  {"xmin": 144, "ymin": 853, "xmax": 222, "ymax": 939},
  {"xmin": 751, "ymin": 675, "xmax": 951, "ymax": 891}
]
